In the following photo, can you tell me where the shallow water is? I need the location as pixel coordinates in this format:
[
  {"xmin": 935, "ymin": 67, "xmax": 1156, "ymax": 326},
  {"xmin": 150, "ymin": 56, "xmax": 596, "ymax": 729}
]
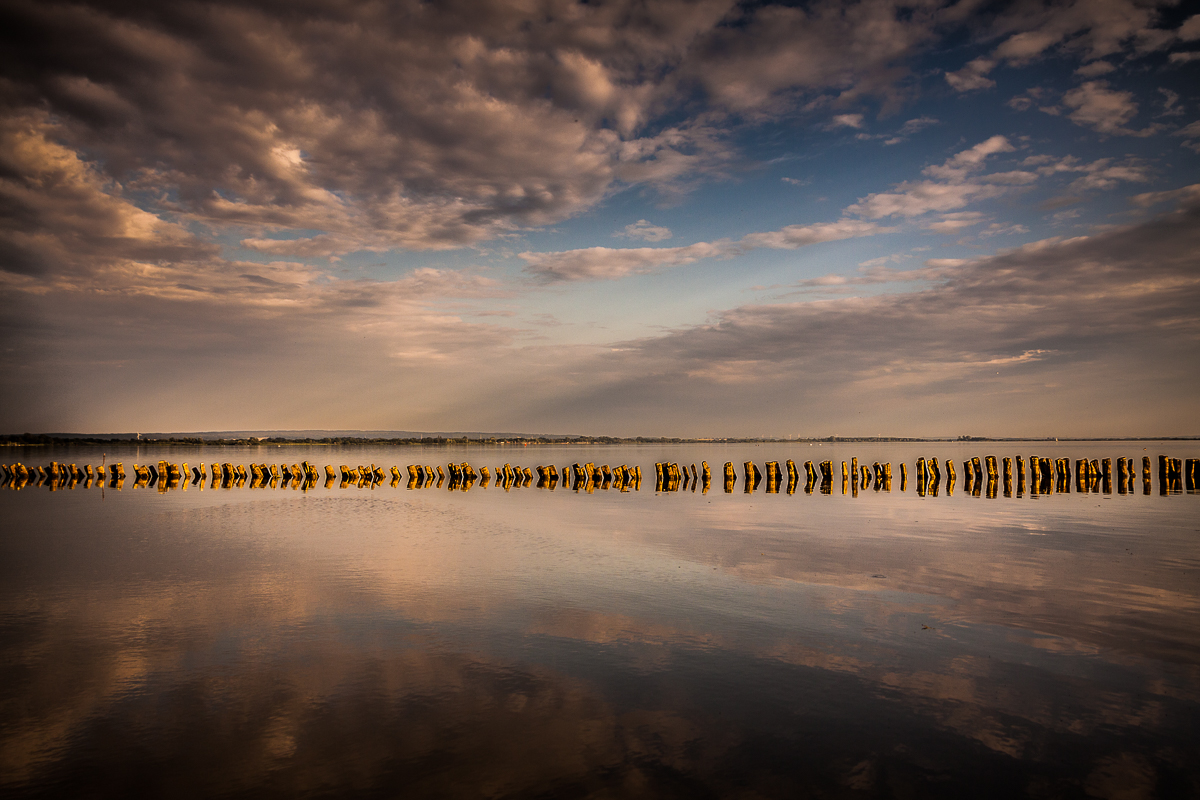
[{"xmin": 1, "ymin": 442, "xmax": 1198, "ymax": 799}]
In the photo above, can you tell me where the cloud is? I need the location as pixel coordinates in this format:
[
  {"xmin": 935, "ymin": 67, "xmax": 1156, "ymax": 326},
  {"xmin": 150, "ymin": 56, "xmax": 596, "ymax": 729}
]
[
  {"xmin": 1129, "ymin": 182, "xmax": 1200, "ymax": 208},
  {"xmin": 739, "ymin": 219, "xmax": 888, "ymax": 250},
  {"xmin": 788, "ymin": 261, "xmax": 950, "ymax": 289},
  {"xmin": 0, "ymin": 113, "xmax": 521, "ymax": 429},
  {"xmin": 0, "ymin": 113, "xmax": 216, "ymax": 279},
  {"xmin": 1179, "ymin": 14, "xmax": 1200, "ymax": 41},
  {"xmin": 826, "ymin": 114, "xmax": 865, "ymax": 130},
  {"xmin": 1158, "ymin": 88, "xmax": 1183, "ymax": 116},
  {"xmin": 681, "ymin": 0, "xmax": 948, "ymax": 114},
  {"xmin": 1065, "ymin": 160, "xmax": 1151, "ymax": 192},
  {"xmin": 922, "ymin": 136, "xmax": 1016, "ymax": 181},
  {"xmin": 0, "ymin": 0, "xmax": 988, "ymax": 262},
  {"xmin": 615, "ymin": 220, "xmax": 672, "ymax": 242},
  {"xmin": 1007, "ymin": 86, "xmax": 1058, "ymax": 113},
  {"xmin": 980, "ymin": 223, "xmax": 1031, "ymax": 237},
  {"xmin": 846, "ymin": 136, "xmax": 1015, "ymax": 219},
  {"xmin": 923, "ymin": 212, "xmax": 986, "ymax": 233},
  {"xmin": 947, "ymin": 0, "xmax": 1181, "ymax": 91},
  {"xmin": 519, "ymin": 241, "xmax": 731, "ymax": 283},
  {"xmin": 1075, "ymin": 60, "xmax": 1115, "ymax": 77},
  {"xmin": 1169, "ymin": 51, "xmax": 1200, "ymax": 63},
  {"xmin": 555, "ymin": 194, "xmax": 1200, "ymax": 434},
  {"xmin": 884, "ymin": 117, "xmax": 939, "ymax": 145},
  {"xmin": 1173, "ymin": 120, "xmax": 1200, "ymax": 153},
  {"xmin": 522, "ymin": 219, "xmax": 890, "ymax": 282},
  {"xmin": 897, "ymin": 117, "xmax": 939, "ymax": 136},
  {"xmin": 945, "ymin": 57, "xmax": 997, "ymax": 92},
  {"xmin": 0, "ymin": 0, "xmax": 749, "ymax": 255},
  {"xmin": 1061, "ymin": 81, "xmax": 1158, "ymax": 136},
  {"xmin": 525, "ymin": 165, "xmax": 1059, "ymax": 282}
]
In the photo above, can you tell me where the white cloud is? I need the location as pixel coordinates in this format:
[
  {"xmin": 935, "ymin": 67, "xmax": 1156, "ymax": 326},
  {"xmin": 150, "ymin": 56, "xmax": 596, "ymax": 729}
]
[
  {"xmin": 944, "ymin": 57, "xmax": 997, "ymax": 92},
  {"xmin": 845, "ymin": 181, "xmax": 1004, "ymax": 219},
  {"xmin": 980, "ymin": 223, "xmax": 1030, "ymax": 237},
  {"xmin": 521, "ymin": 220, "xmax": 891, "ymax": 282},
  {"xmin": 741, "ymin": 219, "xmax": 889, "ymax": 249},
  {"xmin": 982, "ymin": 170, "xmax": 1040, "ymax": 185},
  {"xmin": 922, "ymin": 136, "xmax": 1016, "ymax": 181},
  {"xmin": 827, "ymin": 114, "xmax": 865, "ymax": 130},
  {"xmin": 884, "ymin": 117, "xmax": 939, "ymax": 145},
  {"xmin": 898, "ymin": 116, "xmax": 939, "ymax": 136},
  {"xmin": 846, "ymin": 137, "xmax": 1017, "ymax": 219},
  {"xmin": 615, "ymin": 220, "xmax": 672, "ymax": 242},
  {"xmin": 857, "ymin": 254, "xmax": 907, "ymax": 268},
  {"xmin": 1129, "ymin": 182, "xmax": 1200, "ymax": 208},
  {"xmin": 1075, "ymin": 60, "xmax": 1116, "ymax": 77},
  {"xmin": 520, "ymin": 241, "xmax": 733, "ymax": 283},
  {"xmin": 1061, "ymin": 81, "xmax": 1159, "ymax": 136},
  {"xmin": 1068, "ymin": 161, "xmax": 1151, "ymax": 192},
  {"xmin": 923, "ymin": 212, "xmax": 986, "ymax": 233}
]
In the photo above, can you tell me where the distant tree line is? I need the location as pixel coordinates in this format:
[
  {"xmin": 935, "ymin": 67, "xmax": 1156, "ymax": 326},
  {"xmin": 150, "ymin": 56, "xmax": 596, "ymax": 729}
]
[{"xmin": 2, "ymin": 433, "xmax": 1194, "ymax": 447}]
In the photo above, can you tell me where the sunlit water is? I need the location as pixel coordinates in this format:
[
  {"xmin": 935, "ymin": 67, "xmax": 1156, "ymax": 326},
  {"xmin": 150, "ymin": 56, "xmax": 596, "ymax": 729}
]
[{"xmin": 2, "ymin": 442, "xmax": 1198, "ymax": 799}]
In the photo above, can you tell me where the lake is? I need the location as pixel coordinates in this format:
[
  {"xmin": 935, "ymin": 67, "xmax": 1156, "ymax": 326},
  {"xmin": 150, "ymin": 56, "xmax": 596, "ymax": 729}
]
[{"xmin": 1, "ymin": 441, "xmax": 1198, "ymax": 799}]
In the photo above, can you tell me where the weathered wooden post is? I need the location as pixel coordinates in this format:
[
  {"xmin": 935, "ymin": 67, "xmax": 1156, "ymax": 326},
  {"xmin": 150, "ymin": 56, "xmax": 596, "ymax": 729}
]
[
  {"xmin": 816, "ymin": 460, "xmax": 830, "ymax": 494},
  {"xmin": 744, "ymin": 461, "xmax": 761, "ymax": 493},
  {"xmin": 899, "ymin": 462, "xmax": 908, "ymax": 492}
]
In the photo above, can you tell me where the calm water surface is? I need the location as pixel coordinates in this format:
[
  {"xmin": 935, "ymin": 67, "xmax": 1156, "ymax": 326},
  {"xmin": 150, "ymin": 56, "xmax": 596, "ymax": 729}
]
[{"xmin": 1, "ymin": 442, "xmax": 1198, "ymax": 799}]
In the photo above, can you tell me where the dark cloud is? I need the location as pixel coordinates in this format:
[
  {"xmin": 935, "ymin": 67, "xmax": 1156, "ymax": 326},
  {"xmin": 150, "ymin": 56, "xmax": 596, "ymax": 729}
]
[{"xmin": 0, "ymin": 0, "xmax": 971, "ymax": 254}]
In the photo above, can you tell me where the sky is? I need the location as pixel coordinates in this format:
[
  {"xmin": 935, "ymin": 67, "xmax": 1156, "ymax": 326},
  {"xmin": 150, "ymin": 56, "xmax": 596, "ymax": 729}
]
[{"xmin": 1, "ymin": 0, "xmax": 1198, "ymax": 438}]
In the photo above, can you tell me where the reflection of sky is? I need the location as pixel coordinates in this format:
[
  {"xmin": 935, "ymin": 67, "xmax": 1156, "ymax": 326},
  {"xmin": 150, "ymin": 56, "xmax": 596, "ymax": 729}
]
[{"xmin": 1, "ymin": 444, "xmax": 1198, "ymax": 796}]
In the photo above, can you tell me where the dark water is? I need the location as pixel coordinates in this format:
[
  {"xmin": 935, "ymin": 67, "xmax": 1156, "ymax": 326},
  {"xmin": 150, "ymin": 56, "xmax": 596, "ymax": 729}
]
[{"xmin": 1, "ymin": 442, "xmax": 1198, "ymax": 799}]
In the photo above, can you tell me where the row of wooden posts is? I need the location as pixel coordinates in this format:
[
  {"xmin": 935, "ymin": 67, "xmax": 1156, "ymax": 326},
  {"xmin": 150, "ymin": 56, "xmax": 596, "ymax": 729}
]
[
  {"xmin": 0, "ymin": 459, "xmax": 645, "ymax": 493},
  {"xmin": 2, "ymin": 455, "xmax": 1197, "ymax": 496},
  {"xmin": 4, "ymin": 453, "xmax": 1195, "ymax": 496}
]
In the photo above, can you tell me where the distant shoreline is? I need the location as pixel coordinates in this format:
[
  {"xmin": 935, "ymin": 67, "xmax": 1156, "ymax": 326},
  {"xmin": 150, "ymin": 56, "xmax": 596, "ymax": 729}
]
[{"xmin": 4, "ymin": 435, "xmax": 1198, "ymax": 447}]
